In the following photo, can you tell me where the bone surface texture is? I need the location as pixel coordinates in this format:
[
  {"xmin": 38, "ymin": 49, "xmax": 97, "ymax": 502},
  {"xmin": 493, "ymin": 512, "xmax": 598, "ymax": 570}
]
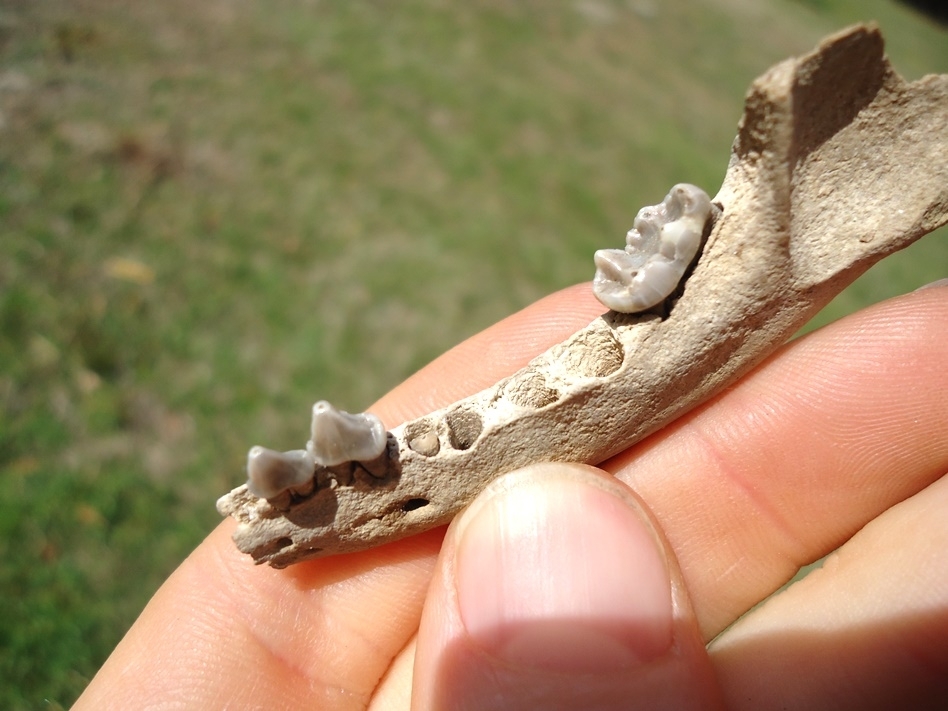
[{"xmin": 217, "ymin": 25, "xmax": 948, "ymax": 567}]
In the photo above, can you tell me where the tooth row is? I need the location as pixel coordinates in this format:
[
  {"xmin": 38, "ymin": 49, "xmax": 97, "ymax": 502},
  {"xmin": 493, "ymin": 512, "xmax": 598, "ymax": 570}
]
[{"xmin": 245, "ymin": 401, "xmax": 387, "ymax": 499}]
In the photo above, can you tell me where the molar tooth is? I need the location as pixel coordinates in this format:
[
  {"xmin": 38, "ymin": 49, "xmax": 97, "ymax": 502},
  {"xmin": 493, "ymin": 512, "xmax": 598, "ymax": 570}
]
[
  {"xmin": 245, "ymin": 447, "xmax": 315, "ymax": 500},
  {"xmin": 593, "ymin": 183, "xmax": 711, "ymax": 313},
  {"xmin": 307, "ymin": 400, "xmax": 388, "ymax": 467}
]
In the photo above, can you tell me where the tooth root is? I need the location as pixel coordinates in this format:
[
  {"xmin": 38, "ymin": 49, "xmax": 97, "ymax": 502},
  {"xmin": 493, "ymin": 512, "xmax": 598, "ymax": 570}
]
[
  {"xmin": 308, "ymin": 400, "xmax": 388, "ymax": 467},
  {"xmin": 246, "ymin": 446, "xmax": 315, "ymax": 499}
]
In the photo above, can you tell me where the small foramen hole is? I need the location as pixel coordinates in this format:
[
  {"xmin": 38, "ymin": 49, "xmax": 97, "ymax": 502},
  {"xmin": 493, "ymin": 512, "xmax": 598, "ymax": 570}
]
[
  {"xmin": 401, "ymin": 498, "xmax": 429, "ymax": 512},
  {"xmin": 275, "ymin": 537, "xmax": 293, "ymax": 551}
]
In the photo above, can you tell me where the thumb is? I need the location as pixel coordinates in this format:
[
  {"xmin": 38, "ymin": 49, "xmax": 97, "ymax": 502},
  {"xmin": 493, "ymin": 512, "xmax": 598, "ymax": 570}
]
[{"xmin": 411, "ymin": 462, "xmax": 724, "ymax": 711}]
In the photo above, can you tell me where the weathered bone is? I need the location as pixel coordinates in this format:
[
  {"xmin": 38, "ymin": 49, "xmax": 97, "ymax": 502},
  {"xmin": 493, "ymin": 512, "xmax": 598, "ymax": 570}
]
[{"xmin": 217, "ymin": 25, "xmax": 948, "ymax": 568}]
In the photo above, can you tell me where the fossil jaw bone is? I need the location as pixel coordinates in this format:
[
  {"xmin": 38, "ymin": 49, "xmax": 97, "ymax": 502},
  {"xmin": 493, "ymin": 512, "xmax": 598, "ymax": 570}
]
[
  {"xmin": 239, "ymin": 183, "xmax": 714, "ymax": 502},
  {"xmin": 593, "ymin": 183, "xmax": 712, "ymax": 313},
  {"xmin": 217, "ymin": 25, "xmax": 948, "ymax": 568}
]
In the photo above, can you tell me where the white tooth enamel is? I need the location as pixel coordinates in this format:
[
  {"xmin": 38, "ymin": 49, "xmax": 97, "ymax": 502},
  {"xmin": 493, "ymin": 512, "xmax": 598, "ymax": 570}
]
[
  {"xmin": 593, "ymin": 183, "xmax": 712, "ymax": 313},
  {"xmin": 245, "ymin": 447, "xmax": 315, "ymax": 499},
  {"xmin": 307, "ymin": 400, "xmax": 387, "ymax": 467}
]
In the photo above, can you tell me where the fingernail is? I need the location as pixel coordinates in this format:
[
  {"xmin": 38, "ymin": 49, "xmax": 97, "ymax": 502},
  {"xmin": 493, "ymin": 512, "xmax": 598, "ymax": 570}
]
[
  {"xmin": 915, "ymin": 278, "xmax": 948, "ymax": 292},
  {"xmin": 455, "ymin": 465, "xmax": 673, "ymax": 673}
]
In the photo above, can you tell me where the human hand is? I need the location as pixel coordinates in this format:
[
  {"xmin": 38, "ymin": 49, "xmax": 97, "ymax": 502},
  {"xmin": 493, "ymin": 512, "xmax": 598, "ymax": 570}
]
[{"xmin": 73, "ymin": 282, "xmax": 948, "ymax": 710}]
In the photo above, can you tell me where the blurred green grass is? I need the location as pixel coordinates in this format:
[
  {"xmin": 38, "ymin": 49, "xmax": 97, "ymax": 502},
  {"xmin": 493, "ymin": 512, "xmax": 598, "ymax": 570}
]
[{"xmin": 0, "ymin": 0, "xmax": 945, "ymax": 707}]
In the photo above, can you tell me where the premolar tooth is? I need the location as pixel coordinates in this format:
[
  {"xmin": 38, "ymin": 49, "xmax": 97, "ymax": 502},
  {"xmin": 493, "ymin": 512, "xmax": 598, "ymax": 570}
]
[
  {"xmin": 307, "ymin": 400, "xmax": 388, "ymax": 467},
  {"xmin": 246, "ymin": 447, "xmax": 315, "ymax": 499}
]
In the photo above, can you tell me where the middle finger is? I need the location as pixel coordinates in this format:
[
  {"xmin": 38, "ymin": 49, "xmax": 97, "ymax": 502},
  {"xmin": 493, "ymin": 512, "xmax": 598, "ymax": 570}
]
[{"xmin": 605, "ymin": 288, "xmax": 948, "ymax": 638}]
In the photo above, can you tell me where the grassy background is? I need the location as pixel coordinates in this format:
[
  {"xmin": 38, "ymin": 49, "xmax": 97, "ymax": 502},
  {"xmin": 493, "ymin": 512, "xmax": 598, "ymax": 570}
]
[{"xmin": 0, "ymin": 0, "xmax": 945, "ymax": 707}]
